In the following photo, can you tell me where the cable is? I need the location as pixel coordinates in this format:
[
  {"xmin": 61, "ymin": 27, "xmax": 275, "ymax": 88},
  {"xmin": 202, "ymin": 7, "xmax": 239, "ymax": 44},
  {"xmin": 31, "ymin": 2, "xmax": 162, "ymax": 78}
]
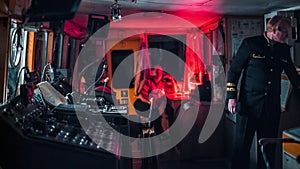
[
  {"xmin": 9, "ymin": 24, "xmax": 23, "ymax": 68},
  {"xmin": 41, "ymin": 63, "xmax": 53, "ymax": 82},
  {"xmin": 218, "ymin": 19, "xmax": 225, "ymax": 43},
  {"xmin": 101, "ymin": 77, "xmax": 110, "ymax": 96},
  {"xmin": 76, "ymin": 57, "xmax": 104, "ymax": 92},
  {"xmin": 13, "ymin": 66, "xmax": 29, "ymax": 100},
  {"xmin": 84, "ymin": 60, "xmax": 107, "ymax": 95}
]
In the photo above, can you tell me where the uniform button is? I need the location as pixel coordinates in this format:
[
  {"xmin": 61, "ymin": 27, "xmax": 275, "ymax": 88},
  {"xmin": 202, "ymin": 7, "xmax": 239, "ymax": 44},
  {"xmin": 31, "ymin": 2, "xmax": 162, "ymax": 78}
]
[
  {"xmin": 270, "ymin": 68, "xmax": 273, "ymax": 72},
  {"xmin": 268, "ymin": 81, "xmax": 271, "ymax": 84},
  {"xmin": 264, "ymin": 92, "xmax": 268, "ymax": 96}
]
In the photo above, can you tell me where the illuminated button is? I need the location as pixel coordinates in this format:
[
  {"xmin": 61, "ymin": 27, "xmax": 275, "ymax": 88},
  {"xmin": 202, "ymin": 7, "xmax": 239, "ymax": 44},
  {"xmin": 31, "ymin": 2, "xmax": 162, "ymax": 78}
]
[
  {"xmin": 268, "ymin": 81, "xmax": 271, "ymax": 84},
  {"xmin": 270, "ymin": 68, "xmax": 273, "ymax": 72},
  {"xmin": 264, "ymin": 93, "xmax": 268, "ymax": 96}
]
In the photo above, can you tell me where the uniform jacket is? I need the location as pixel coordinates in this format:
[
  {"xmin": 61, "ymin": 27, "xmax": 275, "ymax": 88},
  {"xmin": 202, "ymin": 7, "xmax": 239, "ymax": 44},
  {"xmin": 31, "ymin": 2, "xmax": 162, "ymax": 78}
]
[{"xmin": 226, "ymin": 33, "xmax": 300, "ymax": 117}]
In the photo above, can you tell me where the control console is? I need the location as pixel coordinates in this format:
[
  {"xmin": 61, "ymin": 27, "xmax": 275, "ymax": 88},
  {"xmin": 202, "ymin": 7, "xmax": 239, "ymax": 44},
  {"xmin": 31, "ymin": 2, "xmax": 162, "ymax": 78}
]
[{"xmin": 0, "ymin": 97, "xmax": 131, "ymax": 169}]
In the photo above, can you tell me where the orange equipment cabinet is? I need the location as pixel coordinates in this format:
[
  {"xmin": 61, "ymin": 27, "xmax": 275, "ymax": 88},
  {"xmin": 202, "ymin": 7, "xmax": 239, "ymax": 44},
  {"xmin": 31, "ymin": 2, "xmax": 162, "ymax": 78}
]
[{"xmin": 106, "ymin": 38, "xmax": 141, "ymax": 115}]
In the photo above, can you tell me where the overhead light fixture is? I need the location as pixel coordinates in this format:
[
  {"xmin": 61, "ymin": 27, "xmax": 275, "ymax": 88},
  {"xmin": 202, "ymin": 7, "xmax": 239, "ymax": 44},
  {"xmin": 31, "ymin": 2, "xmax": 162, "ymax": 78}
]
[{"xmin": 111, "ymin": 0, "xmax": 121, "ymax": 21}]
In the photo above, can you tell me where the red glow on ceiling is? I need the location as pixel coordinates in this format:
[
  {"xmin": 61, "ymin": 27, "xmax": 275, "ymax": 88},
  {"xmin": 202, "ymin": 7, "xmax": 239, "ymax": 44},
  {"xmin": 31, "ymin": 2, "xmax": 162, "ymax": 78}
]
[{"xmin": 168, "ymin": 10, "xmax": 221, "ymax": 27}]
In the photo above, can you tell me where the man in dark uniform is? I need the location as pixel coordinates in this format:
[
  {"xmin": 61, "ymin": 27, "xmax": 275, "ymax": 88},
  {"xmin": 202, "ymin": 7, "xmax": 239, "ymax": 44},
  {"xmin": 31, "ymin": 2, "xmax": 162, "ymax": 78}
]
[{"xmin": 226, "ymin": 15, "xmax": 300, "ymax": 169}]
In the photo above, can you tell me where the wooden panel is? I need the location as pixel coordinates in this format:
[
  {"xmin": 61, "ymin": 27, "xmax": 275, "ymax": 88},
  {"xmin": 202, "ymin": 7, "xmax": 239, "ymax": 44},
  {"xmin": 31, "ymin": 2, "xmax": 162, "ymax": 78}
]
[
  {"xmin": 46, "ymin": 31, "xmax": 54, "ymax": 64},
  {"xmin": 26, "ymin": 31, "xmax": 35, "ymax": 72},
  {"xmin": 0, "ymin": 0, "xmax": 30, "ymax": 18},
  {"xmin": 0, "ymin": 17, "xmax": 10, "ymax": 102},
  {"xmin": 61, "ymin": 35, "xmax": 69, "ymax": 68},
  {"xmin": 283, "ymin": 134, "xmax": 300, "ymax": 158}
]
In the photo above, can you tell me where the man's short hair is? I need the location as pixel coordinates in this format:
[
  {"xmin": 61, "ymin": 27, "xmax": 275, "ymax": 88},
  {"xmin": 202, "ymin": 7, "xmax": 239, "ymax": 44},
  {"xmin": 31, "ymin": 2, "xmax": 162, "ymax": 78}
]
[{"xmin": 267, "ymin": 15, "xmax": 291, "ymax": 38}]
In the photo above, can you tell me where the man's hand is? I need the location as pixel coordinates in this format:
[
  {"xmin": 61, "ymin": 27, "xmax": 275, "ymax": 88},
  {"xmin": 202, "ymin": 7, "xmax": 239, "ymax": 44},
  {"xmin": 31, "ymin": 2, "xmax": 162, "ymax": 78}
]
[
  {"xmin": 228, "ymin": 99, "xmax": 237, "ymax": 114},
  {"xmin": 149, "ymin": 89, "xmax": 165, "ymax": 99},
  {"xmin": 150, "ymin": 96, "xmax": 166, "ymax": 115}
]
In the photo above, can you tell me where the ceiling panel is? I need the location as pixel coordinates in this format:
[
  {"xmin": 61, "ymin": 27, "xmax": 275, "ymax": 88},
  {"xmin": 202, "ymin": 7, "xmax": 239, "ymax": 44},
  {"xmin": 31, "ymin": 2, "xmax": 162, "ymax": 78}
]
[{"xmin": 77, "ymin": 0, "xmax": 300, "ymax": 27}]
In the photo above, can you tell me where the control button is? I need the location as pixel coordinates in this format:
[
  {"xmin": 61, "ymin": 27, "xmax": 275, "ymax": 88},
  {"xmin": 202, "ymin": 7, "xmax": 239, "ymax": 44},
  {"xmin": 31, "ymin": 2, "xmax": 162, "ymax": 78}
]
[
  {"xmin": 270, "ymin": 68, "xmax": 273, "ymax": 72},
  {"xmin": 264, "ymin": 93, "xmax": 268, "ymax": 96},
  {"xmin": 268, "ymin": 81, "xmax": 271, "ymax": 84},
  {"xmin": 2, "ymin": 108, "xmax": 9, "ymax": 116},
  {"xmin": 271, "ymin": 56, "xmax": 274, "ymax": 59}
]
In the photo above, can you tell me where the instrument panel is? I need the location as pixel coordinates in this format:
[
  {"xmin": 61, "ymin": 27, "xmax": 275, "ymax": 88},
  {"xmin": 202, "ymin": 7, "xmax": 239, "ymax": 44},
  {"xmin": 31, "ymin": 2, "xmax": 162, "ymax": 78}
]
[{"xmin": 0, "ymin": 97, "xmax": 131, "ymax": 169}]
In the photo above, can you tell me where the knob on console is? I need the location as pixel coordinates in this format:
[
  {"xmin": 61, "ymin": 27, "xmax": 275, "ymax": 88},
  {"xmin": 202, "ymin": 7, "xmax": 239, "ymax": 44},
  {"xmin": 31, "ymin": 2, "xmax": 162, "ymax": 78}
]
[{"xmin": 2, "ymin": 108, "xmax": 9, "ymax": 116}]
